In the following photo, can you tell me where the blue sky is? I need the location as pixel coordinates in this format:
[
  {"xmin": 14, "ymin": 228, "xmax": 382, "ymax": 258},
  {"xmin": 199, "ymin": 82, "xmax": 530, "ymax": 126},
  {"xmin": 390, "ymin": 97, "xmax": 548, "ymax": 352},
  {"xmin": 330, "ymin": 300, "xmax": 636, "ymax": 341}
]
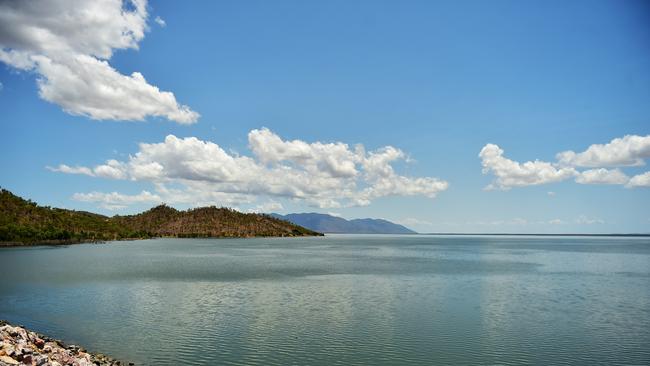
[{"xmin": 1, "ymin": 0, "xmax": 649, "ymax": 233}]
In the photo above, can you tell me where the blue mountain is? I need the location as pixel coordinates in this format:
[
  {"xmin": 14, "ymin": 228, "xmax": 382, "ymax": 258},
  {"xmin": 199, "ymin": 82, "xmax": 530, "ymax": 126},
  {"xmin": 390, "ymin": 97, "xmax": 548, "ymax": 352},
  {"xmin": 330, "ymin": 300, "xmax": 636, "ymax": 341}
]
[{"xmin": 271, "ymin": 213, "xmax": 416, "ymax": 234}]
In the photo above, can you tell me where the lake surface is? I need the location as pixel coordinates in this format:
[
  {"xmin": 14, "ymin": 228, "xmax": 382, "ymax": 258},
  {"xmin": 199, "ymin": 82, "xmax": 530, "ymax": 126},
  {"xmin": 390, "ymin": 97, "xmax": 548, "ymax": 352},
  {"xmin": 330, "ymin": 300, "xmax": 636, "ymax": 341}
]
[{"xmin": 1, "ymin": 235, "xmax": 649, "ymax": 365}]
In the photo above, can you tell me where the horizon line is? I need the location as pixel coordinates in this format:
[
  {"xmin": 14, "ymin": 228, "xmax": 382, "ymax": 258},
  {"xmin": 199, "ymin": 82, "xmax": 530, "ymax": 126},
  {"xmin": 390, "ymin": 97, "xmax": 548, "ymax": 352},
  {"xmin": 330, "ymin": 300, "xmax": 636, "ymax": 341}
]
[{"xmin": 420, "ymin": 233, "xmax": 650, "ymax": 237}]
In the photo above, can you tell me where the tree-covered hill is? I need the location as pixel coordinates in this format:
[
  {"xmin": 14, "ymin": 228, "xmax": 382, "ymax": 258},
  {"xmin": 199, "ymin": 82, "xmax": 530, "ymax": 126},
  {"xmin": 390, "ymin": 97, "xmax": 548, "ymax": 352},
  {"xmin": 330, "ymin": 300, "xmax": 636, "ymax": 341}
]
[{"xmin": 0, "ymin": 188, "xmax": 322, "ymax": 246}]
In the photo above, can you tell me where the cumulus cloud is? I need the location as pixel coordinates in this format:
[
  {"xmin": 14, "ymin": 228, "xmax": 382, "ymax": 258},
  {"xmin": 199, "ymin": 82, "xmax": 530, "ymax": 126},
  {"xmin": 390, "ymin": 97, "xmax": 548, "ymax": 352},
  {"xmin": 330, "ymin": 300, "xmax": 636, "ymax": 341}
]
[
  {"xmin": 557, "ymin": 135, "xmax": 650, "ymax": 168},
  {"xmin": 480, "ymin": 134, "xmax": 650, "ymax": 190},
  {"xmin": 575, "ymin": 169, "xmax": 629, "ymax": 185},
  {"xmin": 626, "ymin": 171, "xmax": 650, "ymax": 188},
  {"xmin": 72, "ymin": 190, "xmax": 161, "ymax": 210},
  {"xmin": 249, "ymin": 128, "xmax": 361, "ymax": 178},
  {"xmin": 0, "ymin": 0, "xmax": 198, "ymax": 123},
  {"xmin": 52, "ymin": 128, "xmax": 449, "ymax": 209},
  {"xmin": 479, "ymin": 144, "xmax": 576, "ymax": 190}
]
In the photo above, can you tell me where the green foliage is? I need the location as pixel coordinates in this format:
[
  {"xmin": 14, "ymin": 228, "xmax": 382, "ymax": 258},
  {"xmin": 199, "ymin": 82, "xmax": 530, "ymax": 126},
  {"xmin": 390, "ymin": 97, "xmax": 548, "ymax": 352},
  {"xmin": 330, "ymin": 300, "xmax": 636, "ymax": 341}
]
[{"xmin": 0, "ymin": 188, "xmax": 322, "ymax": 245}]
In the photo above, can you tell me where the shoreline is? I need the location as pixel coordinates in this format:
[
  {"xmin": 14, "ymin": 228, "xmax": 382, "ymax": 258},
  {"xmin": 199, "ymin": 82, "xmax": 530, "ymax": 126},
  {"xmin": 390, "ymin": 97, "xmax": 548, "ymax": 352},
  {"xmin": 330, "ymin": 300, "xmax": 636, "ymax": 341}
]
[
  {"xmin": 0, "ymin": 232, "xmax": 325, "ymax": 248},
  {"xmin": 0, "ymin": 237, "xmax": 149, "ymax": 248},
  {"xmin": 0, "ymin": 320, "xmax": 131, "ymax": 366}
]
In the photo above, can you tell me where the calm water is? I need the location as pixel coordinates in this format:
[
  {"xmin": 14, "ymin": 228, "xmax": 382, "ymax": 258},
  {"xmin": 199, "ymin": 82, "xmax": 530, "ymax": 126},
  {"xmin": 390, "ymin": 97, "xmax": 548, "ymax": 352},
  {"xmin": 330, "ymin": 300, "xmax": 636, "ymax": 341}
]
[{"xmin": 1, "ymin": 235, "xmax": 649, "ymax": 365}]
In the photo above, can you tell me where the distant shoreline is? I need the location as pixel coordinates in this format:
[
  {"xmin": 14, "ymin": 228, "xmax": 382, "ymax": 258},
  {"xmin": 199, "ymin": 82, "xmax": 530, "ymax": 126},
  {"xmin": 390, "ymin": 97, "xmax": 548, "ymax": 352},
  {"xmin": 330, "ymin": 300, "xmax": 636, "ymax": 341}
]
[
  {"xmin": 0, "ymin": 237, "xmax": 148, "ymax": 248},
  {"xmin": 422, "ymin": 233, "xmax": 650, "ymax": 237},
  {"xmin": 0, "ymin": 233, "xmax": 325, "ymax": 248}
]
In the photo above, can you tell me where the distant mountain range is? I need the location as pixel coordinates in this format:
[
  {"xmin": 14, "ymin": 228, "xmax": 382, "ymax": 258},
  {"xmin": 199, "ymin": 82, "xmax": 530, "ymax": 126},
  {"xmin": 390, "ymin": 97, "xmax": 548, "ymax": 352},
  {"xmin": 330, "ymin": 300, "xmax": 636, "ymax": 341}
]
[
  {"xmin": 272, "ymin": 213, "xmax": 416, "ymax": 234},
  {"xmin": 0, "ymin": 189, "xmax": 321, "ymax": 246}
]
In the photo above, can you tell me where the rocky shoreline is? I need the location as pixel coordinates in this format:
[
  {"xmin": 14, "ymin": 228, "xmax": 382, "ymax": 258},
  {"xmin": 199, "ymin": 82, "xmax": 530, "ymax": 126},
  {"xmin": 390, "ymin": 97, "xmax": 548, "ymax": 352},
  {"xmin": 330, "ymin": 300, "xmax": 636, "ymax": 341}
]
[
  {"xmin": 0, "ymin": 321, "xmax": 131, "ymax": 366},
  {"xmin": 0, "ymin": 238, "xmax": 144, "ymax": 248}
]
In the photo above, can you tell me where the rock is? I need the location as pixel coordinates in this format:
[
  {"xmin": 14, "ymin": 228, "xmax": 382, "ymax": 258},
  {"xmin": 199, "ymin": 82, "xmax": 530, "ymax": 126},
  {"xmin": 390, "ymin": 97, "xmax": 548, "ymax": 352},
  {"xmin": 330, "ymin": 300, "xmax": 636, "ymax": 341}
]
[
  {"xmin": 1, "ymin": 343, "xmax": 14, "ymax": 356},
  {"xmin": 0, "ymin": 355, "xmax": 19, "ymax": 365},
  {"xmin": 60, "ymin": 354, "xmax": 74, "ymax": 365},
  {"xmin": 16, "ymin": 329, "xmax": 27, "ymax": 341},
  {"xmin": 78, "ymin": 359, "xmax": 94, "ymax": 366},
  {"xmin": 0, "ymin": 322, "xmax": 127, "ymax": 366}
]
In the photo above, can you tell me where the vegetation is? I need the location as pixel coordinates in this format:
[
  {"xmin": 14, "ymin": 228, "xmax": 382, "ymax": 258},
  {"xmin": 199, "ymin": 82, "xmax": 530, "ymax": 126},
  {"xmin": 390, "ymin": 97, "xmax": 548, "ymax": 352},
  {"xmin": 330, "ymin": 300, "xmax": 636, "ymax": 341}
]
[{"xmin": 0, "ymin": 188, "xmax": 322, "ymax": 246}]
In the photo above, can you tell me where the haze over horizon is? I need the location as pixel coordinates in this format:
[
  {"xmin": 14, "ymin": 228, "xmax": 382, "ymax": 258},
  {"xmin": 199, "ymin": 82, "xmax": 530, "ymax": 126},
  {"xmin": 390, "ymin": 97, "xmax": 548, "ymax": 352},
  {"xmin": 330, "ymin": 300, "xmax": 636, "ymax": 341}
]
[{"xmin": 1, "ymin": 0, "xmax": 649, "ymax": 234}]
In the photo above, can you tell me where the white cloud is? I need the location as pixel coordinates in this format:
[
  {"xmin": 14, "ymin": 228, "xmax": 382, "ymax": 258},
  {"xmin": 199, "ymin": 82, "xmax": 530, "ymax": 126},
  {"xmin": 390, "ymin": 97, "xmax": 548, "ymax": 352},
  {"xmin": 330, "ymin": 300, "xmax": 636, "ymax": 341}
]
[
  {"xmin": 54, "ymin": 128, "xmax": 449, "ymax": 209},
  {"xmin": 480, "ymin": 134, "xmax": 650, "ymax": 190},
  {"xmin": 154, "ymin": 16, "xmax": 166, "ymax": 27},
  {"xmin": 153, "ymin": 182, "xmax": 255, "ymax": 208},
  {"xmin": 548, "ymin": 218, "xmax": 565, "ymax": 225},
  {"xmin": 575, "ymin": 168, "xmax": 629, "ymax": 185},
  {"xmin": 92, "ymin": 160, "xmax": 129, "ymax": 179},
  {"xmin": 34, "ymin": 55, "xmax": 198, "ymax": 123},
  {"xmin": 0, "ymin": 0, "xmax": 198, "ymax": 123},
  {"xmin": 47, "ymin": 164, "xmax": 94, "ymax": 176},
  {"xmin": 626, "ymin": 171, "xmax": 650, "ymax": 188},
  {"xmin": 247, "ymin": 201, "xmax": 283, "ymax": 214},
  {"xmin": 557, "ymin": 135, "xmax": 650, "ymax": 168},
  {"xmin": 72, "ymin": 190, "xmax": 161, "ymax": 210},
  {"xmin": 249, "ymin": 128, "xmax": 361, "ymax": 178},
  {"xmin": 547, "ymin": 191, "xmax": 556, "ymax": 197},
  {"xmin": 575, "ymin": 215, "xmax": 605, "ymax": 225},
  {"xmin": 47, "ymin": 159, "xmax": 127, "ymax": 179},
  {"xmin": 479, "ymin": 144, "xmax": 576, "ymax": 190}
]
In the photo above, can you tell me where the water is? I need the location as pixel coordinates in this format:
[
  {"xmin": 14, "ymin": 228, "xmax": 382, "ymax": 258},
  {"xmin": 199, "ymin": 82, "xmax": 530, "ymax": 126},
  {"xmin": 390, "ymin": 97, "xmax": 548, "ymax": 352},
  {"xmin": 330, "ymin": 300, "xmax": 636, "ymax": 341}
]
[{"xmin": 1, "ymin": 235, "xmax": 649, "ymax": 365}]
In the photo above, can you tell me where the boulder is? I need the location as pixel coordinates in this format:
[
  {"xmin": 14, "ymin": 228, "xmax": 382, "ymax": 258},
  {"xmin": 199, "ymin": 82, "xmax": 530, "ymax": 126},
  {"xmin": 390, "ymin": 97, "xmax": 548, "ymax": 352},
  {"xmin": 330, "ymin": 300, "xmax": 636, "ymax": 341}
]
[{"xmin": 0, "ymin": 355, "xmax": 19, "ymax": 365}]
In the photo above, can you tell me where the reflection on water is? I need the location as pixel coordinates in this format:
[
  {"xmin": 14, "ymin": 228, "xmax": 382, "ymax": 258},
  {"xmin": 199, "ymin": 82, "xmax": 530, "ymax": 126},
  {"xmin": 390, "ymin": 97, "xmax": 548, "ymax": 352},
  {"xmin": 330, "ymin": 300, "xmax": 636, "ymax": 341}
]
[{"xmin": 0, "ymin": 235, "xmax": 649, "ymax": 365}]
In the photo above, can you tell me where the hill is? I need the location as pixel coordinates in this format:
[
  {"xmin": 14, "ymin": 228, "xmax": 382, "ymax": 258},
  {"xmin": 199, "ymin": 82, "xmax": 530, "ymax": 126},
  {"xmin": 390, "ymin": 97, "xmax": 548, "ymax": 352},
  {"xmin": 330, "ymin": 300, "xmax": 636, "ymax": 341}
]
[
  {"xmin": 271, "ymin": 213, "xmax": 416, "ymax": 234},
  {"xmin": 0, "ymin": 188, "xmax": 322, "ymax": 246}
]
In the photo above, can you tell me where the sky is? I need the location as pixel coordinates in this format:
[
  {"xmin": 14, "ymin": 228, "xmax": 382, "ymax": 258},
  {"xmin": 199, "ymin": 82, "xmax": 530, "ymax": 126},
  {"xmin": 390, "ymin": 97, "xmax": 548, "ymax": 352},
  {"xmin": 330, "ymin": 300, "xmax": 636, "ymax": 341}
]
[{"xmin": 1, "ymin": 0, "xmax": 649, "ymax": 234}]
